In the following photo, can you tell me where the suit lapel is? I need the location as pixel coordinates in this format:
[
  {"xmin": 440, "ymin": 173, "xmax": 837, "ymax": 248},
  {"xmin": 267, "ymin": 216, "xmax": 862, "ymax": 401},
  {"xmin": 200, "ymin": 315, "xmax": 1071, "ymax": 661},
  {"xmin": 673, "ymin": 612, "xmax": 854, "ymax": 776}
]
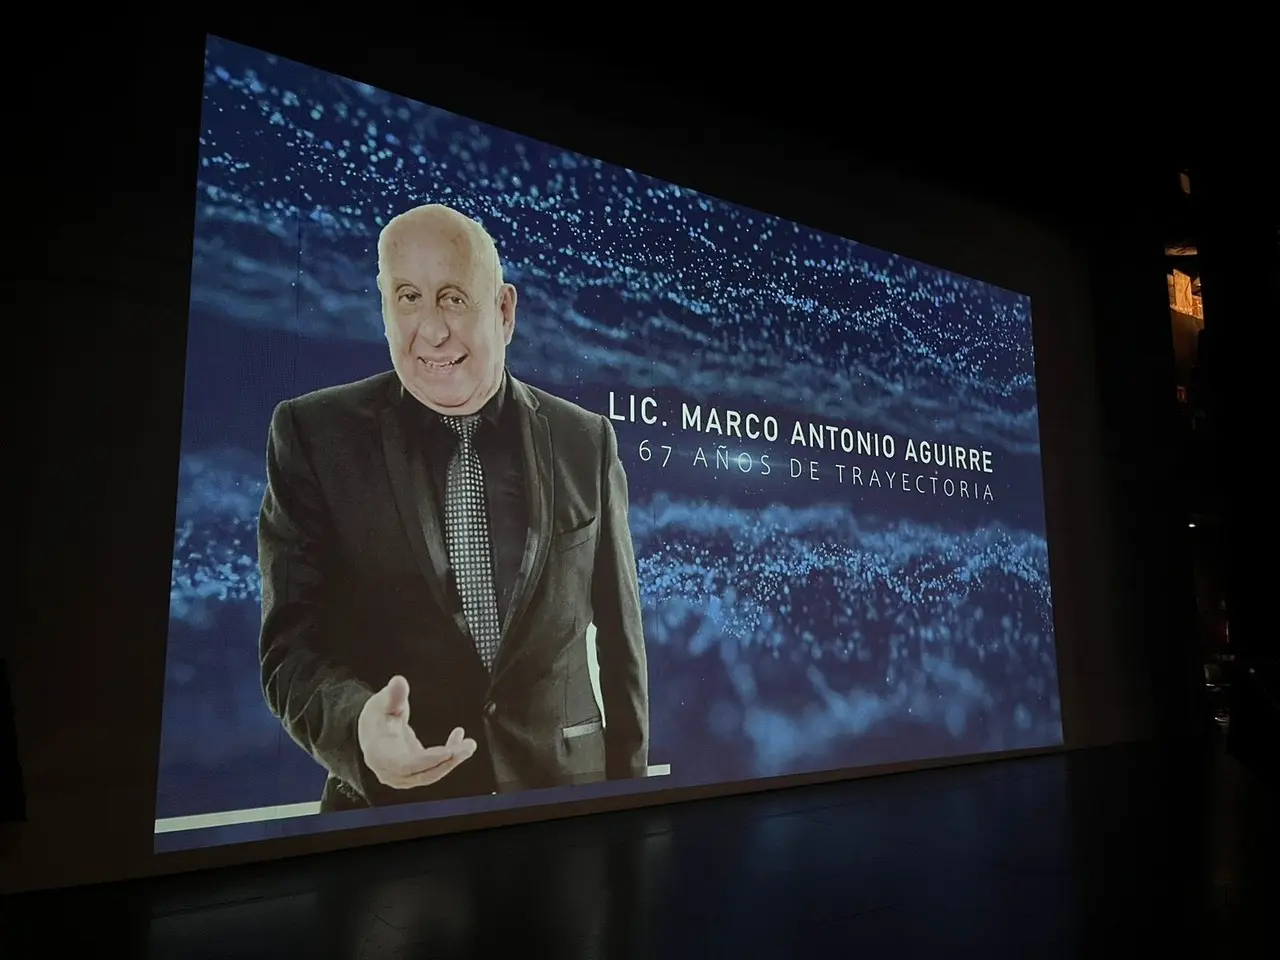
[
  {"xmin": 379, "ymin": 402, "xmax": 460, "ymax": 632},
  {"xmin": 497, "ymin": 378, "xmax": 554, "ymax": 667}
]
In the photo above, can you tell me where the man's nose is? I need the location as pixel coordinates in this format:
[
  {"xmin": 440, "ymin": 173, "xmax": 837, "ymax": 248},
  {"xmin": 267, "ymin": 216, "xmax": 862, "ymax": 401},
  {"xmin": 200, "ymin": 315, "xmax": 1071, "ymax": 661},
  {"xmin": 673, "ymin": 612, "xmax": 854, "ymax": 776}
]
[{"xmin": 417, "ymin": 309, "xmax": 451, "ymax": 346}]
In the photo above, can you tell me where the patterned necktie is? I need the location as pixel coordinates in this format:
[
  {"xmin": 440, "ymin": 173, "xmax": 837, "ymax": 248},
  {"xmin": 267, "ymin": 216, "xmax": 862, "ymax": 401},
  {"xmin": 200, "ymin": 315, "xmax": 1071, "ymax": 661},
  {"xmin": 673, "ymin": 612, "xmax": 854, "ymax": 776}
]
[{"xmin": 442, "ymin": 415, "xmax": 503, "ymax": 671}]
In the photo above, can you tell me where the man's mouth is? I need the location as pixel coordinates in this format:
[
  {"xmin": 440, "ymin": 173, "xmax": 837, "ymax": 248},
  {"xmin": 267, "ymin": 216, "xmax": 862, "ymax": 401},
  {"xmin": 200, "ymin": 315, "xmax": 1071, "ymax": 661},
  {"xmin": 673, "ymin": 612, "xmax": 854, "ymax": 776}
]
[{"xmin": 418, "ymin": 355, "xmax": 466, "ymax": 370}]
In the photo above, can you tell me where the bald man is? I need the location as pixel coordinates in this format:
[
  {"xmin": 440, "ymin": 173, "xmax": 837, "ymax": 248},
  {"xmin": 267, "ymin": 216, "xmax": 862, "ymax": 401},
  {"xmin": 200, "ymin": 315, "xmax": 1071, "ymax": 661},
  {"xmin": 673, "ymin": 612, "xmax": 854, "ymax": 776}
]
[{"xmin": 257, "ymin": 204, "xmax": 649, "ymax": 812}]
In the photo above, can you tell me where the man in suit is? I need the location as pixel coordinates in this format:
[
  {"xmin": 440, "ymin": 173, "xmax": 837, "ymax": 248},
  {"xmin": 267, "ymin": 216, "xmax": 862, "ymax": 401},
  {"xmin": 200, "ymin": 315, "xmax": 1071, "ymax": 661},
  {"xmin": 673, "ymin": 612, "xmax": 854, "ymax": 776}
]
[{"xmin": 258, "ymin": 203, "xmax": 649, "ymax": 811}]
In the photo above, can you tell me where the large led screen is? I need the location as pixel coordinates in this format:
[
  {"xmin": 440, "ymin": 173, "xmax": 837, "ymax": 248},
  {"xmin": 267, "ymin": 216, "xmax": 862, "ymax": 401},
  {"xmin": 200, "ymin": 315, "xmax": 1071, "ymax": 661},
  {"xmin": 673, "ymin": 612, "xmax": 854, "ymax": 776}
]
[{"xmin": 155, "ymin": 36, "xmax": 1062, "ymax": 851}]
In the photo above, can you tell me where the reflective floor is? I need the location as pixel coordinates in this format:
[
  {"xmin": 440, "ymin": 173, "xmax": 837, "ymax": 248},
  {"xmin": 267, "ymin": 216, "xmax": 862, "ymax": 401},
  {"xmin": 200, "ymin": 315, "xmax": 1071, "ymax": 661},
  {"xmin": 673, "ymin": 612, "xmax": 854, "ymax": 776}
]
[{"xmin": 3, "ymin": 738, "xmax": 1272, "ymax": 958}]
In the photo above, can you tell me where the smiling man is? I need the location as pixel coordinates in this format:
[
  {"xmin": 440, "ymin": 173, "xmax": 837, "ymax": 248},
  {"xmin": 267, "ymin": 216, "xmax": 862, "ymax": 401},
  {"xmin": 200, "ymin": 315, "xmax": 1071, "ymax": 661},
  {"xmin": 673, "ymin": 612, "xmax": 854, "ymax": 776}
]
[{"xmin": 257, "ymin": 203, "xmax": 650, "ymax": 811}]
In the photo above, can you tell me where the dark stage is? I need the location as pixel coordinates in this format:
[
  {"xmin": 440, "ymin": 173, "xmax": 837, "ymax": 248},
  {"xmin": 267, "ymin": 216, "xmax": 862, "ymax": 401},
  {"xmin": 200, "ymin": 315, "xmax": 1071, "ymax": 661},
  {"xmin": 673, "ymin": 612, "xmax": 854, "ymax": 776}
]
[{"xmin": 1, "ymin": 737, "xmax": 1269, "ymax": 958}]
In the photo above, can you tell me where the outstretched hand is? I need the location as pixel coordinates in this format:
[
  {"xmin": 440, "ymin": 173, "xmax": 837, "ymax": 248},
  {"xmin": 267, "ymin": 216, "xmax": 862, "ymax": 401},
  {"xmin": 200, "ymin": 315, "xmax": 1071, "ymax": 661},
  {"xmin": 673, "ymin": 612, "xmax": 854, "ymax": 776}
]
[{"xmin": 357, "ymin": 675, "xmax": 476, "ymax": 789}]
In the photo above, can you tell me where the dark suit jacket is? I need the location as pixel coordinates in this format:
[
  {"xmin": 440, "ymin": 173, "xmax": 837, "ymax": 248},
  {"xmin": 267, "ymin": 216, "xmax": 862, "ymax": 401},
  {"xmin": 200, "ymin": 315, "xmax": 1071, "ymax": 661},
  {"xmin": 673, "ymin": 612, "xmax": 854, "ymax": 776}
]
[{"xmin": 258, "ymin": 371, "xmax": 649, "ymax": 811}]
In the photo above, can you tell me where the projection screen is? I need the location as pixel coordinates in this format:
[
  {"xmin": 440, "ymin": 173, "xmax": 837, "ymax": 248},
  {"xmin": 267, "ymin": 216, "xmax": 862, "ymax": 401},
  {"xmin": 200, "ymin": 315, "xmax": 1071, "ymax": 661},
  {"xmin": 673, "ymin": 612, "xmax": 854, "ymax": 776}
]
[{"xmin": 154, "ymin": 35, "xmax": 1062, "ymax": 852}]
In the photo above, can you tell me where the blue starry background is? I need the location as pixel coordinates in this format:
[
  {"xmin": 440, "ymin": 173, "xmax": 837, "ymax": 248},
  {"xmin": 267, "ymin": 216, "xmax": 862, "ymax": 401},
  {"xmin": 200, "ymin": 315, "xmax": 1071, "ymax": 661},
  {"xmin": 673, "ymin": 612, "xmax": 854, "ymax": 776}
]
[{"xmin": 156, "ymin": 36, "xmax": 1062, "ymax": 822}]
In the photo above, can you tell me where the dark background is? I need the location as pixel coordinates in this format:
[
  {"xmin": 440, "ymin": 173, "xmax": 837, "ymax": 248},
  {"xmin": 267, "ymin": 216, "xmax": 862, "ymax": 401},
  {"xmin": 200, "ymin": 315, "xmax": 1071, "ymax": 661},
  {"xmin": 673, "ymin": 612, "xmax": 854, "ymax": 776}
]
[{"xmin": 8, "ymin": 25, "xmax": 1267, "ymax": 893}]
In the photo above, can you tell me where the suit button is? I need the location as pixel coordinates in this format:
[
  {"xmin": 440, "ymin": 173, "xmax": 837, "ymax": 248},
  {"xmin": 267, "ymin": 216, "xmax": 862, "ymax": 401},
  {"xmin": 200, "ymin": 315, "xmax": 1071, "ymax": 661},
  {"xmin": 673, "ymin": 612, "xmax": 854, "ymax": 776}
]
[{"xmin": 484, "ymin": 700, "xmax": 497, "ymax": 717}]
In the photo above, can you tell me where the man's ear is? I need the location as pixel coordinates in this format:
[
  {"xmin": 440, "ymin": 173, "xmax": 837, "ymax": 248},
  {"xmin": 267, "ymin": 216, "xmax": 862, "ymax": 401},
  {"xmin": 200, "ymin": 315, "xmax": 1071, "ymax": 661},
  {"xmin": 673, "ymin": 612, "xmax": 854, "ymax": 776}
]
[{"xmin": 500, "ymin": 283, "xmax": 517, "ymax": 345}]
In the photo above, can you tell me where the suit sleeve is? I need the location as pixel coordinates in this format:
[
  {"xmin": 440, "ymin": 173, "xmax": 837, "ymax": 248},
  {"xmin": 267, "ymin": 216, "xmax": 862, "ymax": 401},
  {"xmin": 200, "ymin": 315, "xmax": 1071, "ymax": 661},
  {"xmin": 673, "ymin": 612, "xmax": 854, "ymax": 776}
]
[
  {"xmin": 258, "ymin": 400, "xmax": 377, "ymax": 798},
  {"xmin": 591, "ymin": 416, "xmax": 650, "ymax": 779}
]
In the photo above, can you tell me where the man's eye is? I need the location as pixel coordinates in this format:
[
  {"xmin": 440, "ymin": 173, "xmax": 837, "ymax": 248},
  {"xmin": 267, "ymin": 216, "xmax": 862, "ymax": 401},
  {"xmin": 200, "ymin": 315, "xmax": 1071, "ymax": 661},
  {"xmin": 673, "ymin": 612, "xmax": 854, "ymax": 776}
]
[{"xmin": 399, "ymin": 291, "xmax": 420, "ymax": 303}]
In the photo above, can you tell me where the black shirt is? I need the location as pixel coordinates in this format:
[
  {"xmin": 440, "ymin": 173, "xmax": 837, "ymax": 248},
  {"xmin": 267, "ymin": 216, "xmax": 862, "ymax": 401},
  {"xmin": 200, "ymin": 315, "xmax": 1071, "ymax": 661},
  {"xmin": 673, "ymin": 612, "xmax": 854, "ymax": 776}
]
[{"xmin": 412, "ymin": 373, "xmax": 529, "ymax": 627}]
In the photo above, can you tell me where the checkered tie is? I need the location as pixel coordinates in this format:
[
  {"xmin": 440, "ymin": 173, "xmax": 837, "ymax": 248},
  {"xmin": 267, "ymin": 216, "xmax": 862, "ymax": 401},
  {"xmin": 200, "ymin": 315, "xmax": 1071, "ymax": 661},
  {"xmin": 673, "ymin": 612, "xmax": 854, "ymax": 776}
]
[{"xmin": 443, "ymin": 415, "xmax": 502, "ymax": 671}]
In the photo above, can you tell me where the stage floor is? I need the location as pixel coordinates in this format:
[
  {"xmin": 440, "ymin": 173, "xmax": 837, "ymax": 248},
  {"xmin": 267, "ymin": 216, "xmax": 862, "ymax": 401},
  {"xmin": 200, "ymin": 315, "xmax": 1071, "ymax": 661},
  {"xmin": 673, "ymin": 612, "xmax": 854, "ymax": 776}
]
[{"xmin": 2, "ymin": 736, "xmax": 1272, "ymax": 958}]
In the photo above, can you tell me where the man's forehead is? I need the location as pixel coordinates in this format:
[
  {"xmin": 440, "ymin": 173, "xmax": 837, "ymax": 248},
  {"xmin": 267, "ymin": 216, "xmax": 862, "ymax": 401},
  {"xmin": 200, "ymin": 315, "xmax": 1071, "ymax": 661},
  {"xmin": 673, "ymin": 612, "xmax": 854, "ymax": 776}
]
[
  {"xmin": 382, "ymin": 218, "xmax": 492, "ymax": 267},
  {"xmin": 385, "ymin": 221, "xmax": 475, "ymax": 253}
]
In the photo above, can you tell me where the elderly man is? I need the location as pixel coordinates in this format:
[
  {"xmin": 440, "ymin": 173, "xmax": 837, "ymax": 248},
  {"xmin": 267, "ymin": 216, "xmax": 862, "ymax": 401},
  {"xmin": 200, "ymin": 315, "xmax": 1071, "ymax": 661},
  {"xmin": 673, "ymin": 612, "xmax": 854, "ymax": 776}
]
[{"xmin": 258, "ymin": 203, "xmax": 649, "ymax": 811}]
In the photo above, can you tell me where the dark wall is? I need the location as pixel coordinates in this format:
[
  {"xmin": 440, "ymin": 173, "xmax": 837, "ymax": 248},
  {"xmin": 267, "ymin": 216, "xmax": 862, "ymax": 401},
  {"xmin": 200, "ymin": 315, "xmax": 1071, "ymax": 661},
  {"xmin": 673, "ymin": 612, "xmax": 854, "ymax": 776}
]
[
  {"xmin": 1196, "ymin": 152, "xmax": 1280, "ymax": 780},
  {"xmin": 1076, "ymin": 202, "xmax": 1202, "ymax": 747},
  {"xmin": 0, "ymin": 661, "xmax": 24, "ymax": 823},
  {"xmin": 5, "ymin": 30, "xmax": 1193, "ymax": 893}
]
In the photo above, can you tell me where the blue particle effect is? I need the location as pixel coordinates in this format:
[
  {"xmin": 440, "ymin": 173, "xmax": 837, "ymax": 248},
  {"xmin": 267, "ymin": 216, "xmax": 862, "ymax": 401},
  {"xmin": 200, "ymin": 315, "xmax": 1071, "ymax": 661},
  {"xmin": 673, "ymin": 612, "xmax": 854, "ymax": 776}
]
[
  {"xmin": 156, "ymin": 37, "xmax": 1060, "ymax": 821},
  {"xmin": 190, "ymin": 43, "xmax": 1041, "ymax": 455}
]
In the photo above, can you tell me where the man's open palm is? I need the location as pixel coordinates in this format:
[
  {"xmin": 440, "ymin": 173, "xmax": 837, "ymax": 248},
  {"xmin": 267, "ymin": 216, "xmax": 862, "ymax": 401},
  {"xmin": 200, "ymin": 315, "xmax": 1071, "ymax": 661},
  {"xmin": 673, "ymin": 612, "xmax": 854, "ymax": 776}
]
[{"xmin": 358, "ymin": 675, "xmax": 476, "ymax": 789}]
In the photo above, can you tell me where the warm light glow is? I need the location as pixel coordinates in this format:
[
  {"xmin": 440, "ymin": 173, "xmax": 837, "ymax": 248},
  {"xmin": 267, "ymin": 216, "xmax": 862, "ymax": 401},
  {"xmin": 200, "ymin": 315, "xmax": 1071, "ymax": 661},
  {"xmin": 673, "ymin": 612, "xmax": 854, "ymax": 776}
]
[{"xmin": 1168, "ymin": 270, "xmax": 1204, "ymax": 320}]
